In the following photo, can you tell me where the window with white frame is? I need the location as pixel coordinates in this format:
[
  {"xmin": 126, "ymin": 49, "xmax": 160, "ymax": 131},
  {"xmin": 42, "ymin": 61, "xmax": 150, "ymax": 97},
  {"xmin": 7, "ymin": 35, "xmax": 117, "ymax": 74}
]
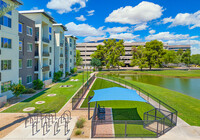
[
  {"xmin": 1, "ymin": 38, "xmax": 12, "ymax": 48},
  {"xmin": 27, "ymin": 59, "xmax": 32, "ymax": 68},
  {"xmin": 27, "ymin": 26, "xmax": 33, "ymax": 36},
  {"xmin": 19, "ymin": 59, "xmax": 22, "ymax": 69},
  {"xmin": 26, "ymin": 75, "xmax": 32, "ymax": 84},
  {"xmin": 1, "ymin": 60, "xmax": 11, "ymax": 70},
  {"xmin": 19, "ymin": 23, "xmax": 23, "ymax": 33},
  {"xmin": 27, "ymin": 43, "xmax": 33, "ymax": 52},
  {"xmin": 19, "ymin": 41, "xmax": 23, "ymax": 51}
]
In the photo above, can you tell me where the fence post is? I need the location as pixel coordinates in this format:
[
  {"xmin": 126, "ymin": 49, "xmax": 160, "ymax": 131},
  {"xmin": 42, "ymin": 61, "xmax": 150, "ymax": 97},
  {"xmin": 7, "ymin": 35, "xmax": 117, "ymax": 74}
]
[
  {"xmin": 88, "ymin": 96, "xmax": 90, "ymax": 120},
  {"xmin": 125, "ymin": 121, "xmax": 127, "ymax": 137}
]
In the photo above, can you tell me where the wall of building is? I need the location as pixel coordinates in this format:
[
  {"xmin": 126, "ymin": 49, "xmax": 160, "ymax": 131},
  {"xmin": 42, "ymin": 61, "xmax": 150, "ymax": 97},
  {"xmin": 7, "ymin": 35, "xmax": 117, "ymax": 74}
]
[
  {"xmin": 0, "ymin": 6, "xmax": 19, "ymax": 98},
  {"xmin": 19, "ymin": 13, "xmax": 35, "ymax": 88}
]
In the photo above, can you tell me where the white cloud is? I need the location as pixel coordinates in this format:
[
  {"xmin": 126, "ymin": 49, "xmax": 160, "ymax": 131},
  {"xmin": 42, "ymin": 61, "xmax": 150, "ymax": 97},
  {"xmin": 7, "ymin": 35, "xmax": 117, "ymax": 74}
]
[
  {"xmin": 65, "ymin": 22, "xmax": 105, "ymax": 37},
  {"xmin": 134, "ymin": 23, "xmax": 148, "ymax": 31},
  {"xmin": 110, "ymin": 33, "xmax": 139, "ymax": 41},
  {"xmin": 76, "ymin": 15, "xmax": 86, "ymax": 21},
  {"xmin": 149, "ymin": 30, "xmax": 156, "ymax": 34},
  {"xmin": 84, "ymin": 36, "xmax": 106, "ymax": 42},
  {"xmin": 163, "ymin": 10, "xmax": 200, "ymax": 29},
  {"xmin": 105, "ymin": 27, "xmax": 129, "ymax": 33},
  {"xmin": 87, "ymin": 10, "xmax": 95, "ymax": 16},
  {"xmin": 145, "ymin": 32, "xmax": 198, "ymax": 41},
  {"xmin": 191, "ymin": 46, "xmax": 200, "ymax": 54},
  {"xmin": 105, "ymin": 1, "xmax": 164, "ymax": 25},
  {"xmin": 47, "ymin": 0, "xmax": 88, "ymax": 14},
  {"xmin": 31, "ymin": 7, "xmax": 39, "ymax": 10}
]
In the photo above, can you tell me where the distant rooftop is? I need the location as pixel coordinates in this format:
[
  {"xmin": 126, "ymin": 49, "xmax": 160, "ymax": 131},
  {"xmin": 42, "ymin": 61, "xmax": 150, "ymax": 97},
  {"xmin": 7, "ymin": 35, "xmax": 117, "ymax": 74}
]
[
  {"xmin": 65, "ymin": 35, "xmax": 78, "ymax": 39},
  {"xmin": 19, "ymin": 10, "xmax": 56, "ymax": 23},
  {"xmin": 53, "ymin": 23, "xmax": 67, "ymax": 31},
  {"xmin": 86, "ymin": 38, "xmax": 121, "ymax": 43}
]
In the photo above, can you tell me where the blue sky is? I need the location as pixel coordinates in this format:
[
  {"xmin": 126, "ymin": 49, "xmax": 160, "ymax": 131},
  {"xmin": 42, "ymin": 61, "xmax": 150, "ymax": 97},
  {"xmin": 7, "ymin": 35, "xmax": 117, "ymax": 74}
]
[{"xmin": 18, "ymin": 0, "xmax": 200, "ymax": 54}]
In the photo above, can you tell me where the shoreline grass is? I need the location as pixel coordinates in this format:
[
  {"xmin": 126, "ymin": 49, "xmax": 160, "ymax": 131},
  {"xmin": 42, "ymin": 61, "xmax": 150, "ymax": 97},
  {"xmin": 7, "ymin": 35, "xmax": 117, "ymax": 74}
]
[{"xmin": 102, "ymin": 70, "xmax": 200, "ymax": 78}]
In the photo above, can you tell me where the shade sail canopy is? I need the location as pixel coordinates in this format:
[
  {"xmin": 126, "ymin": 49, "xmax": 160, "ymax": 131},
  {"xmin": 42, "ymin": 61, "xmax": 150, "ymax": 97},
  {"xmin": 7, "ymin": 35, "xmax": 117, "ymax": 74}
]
[{"xmin": 89, "ymin": 87, "xmax": 146, "ymax": 103}]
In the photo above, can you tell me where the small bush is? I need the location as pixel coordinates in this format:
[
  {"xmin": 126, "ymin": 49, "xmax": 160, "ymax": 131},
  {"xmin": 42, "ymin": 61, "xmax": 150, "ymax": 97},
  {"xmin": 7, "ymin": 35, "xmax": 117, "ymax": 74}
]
[
  {"xmin": 54, "ymin": 71, "xmax": 63, "ymax": 82},
  {"xmin": 98, "ymin": 67, "xmax": 102, "ymax": 71},
  {"xmin": 70, "ymin": 68, "xmax": 75, "ymax": 74},
  {"xmin": 65, "ymin": 72, "xmax": 69, "ymax": 77},
  {"xmin": 23, "ymin": 88, "xmax": 36, "ymax": 94},
  {"xmin": 10, "ymin": 84, "xmax": 26, "ymax": 97},
  {"xmin": 74, "ymin": 67, "xmax": 77, "ymax": 73},
  {"xmin": 76, "ymin": 118, "xmax": 86, "ymax": 128},
  {"xmin": 93, "ymin": 68, "xmax": 96, "ymax": 72},
  {"xmin": 33, "ymin": 79, "xmax": 44, "ymax": 90},
  {"xmin": 75, "ymin": 129, "xmax": 82, "ymax": 135}
]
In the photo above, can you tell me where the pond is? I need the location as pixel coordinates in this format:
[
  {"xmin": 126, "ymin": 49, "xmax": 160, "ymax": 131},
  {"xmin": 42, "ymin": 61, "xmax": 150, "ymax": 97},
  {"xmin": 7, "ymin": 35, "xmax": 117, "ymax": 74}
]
[{"xmin": 116, "ymin": 74, "xmax": 200, "ymax": 100}]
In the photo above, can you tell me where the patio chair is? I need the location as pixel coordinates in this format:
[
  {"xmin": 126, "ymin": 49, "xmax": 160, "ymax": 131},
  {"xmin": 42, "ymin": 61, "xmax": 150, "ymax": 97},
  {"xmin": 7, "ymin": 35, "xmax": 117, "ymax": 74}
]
[
  {"xmin": 98, "ymin": 104, "xmax": 105, "ymax": 113},
  {"xmin": 98, "ymin": 112, "xmax": 105, "ymax": 120}
]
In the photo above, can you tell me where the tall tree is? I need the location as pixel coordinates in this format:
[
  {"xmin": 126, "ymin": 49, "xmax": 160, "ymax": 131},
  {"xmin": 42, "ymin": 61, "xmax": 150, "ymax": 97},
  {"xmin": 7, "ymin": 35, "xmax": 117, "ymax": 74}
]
[
  {"xmin": 104, "ymin": 39, "xmax": 125, "ymax": 69},
  {"xmin": 181, "ymin": 49, "xmax": 191, "ymax": 66},
  {"xmin": 131, "ymin": 46, "xmax": 147, "ymax": 71},
  {"xmin": 191, "ymin": 54, "xmax": 200, "ymax": 66},
  {"xmin": 144, "ymin": 40, "xmax": 165, "ymax": 70},
  {"xmin": 76, "ymin": 50, "xmax": 83, "ymax": 66},
  {"xmin": 91, "ymin": 58, "xmax": 101, "ymax": 69},
  {"xmin": 90, "ymin": 44, "xmax": 106, "ymax": 66},
  {"xmin": 164, "ymin": 50, "xmax": 177, "ymax": 64}
]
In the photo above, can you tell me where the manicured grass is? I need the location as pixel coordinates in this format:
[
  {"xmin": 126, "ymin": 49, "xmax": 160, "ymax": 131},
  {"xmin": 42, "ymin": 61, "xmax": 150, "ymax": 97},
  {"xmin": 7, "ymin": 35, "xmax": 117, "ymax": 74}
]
[
  {"xmin": 102, "ymin": 70, "xmax": 200, "ymax": 78},
  {"xmin": 101, "ymin": 72, "xmax": 200, "ymax": 126},
  {"xmin": 2, "ymin": 73, "xmax": 90, "ymax": 113}
]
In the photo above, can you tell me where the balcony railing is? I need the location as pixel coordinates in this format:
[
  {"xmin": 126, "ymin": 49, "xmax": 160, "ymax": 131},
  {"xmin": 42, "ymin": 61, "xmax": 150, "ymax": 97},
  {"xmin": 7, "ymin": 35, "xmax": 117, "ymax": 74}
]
[
  {"xmin": 60, "ymin": 43, "xmax": 63, "ymax": 47},
  {"xmin": 34, "ymin": 66, "xmax": 39, "ymax": 71},
  {"xmin": 60, "ymin": 53, "xmax": 63, "ymax": 57},
  {"xmin": 42, "ymin": 37, "xmax": 49, "ymax": 43},
  {"xmin": 35, "ymin": 36, "xmax": 39, "ymax": 41},
  {"xmin": 42, "ymin": 65, "xmax": 50, "ymax": 72},
  {"xmin": 35, "ymin": 51, "xmax": 39, "ymax": 56},
  {"xmin": 43, "ymin": 52, "xmax": 50, "ymax": 57},
  {"xmin": 60, "ymin": 64, "xmax": 63, "ymax": 68}
]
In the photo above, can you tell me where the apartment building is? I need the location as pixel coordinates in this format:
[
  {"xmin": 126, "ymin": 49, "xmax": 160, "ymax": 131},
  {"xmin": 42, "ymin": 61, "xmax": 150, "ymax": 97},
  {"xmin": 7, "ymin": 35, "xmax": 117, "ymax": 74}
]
[
  {"xmin": 65, "ymin": 35, "xmax": 77, "ymax": 72},
  {"xmin": 53, "ymin": 24, "xmax": 67, "ymax": 77},
  {"xmin": 19, "ymin": 10, "xmax": 56, "ymax": 86},
  {"xmin": 77, "ymin": 39, "xmax": 191, "ymax": 67},
  {"xmin": 0, "ymin": 0, "xmax": 23, "ymax": 98},
  {"xmin": 18, "ymin": 13, "xmax": 35, "ymax": 88}
]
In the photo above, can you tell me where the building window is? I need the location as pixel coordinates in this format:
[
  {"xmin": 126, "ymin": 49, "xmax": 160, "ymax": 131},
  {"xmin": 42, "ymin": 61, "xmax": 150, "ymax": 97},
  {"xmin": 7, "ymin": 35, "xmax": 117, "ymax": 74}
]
[
  {"xmin": 27, "ymin": 75, "xmax": 32, "ymax": 84},
  {"xmin": 0, "ymin": 16, "xmax": 11, "ymax": 28},
  {"xmin": 70, "ymin": 59, "xmax": 72, "ymax": 63},
  {"xmin": 49, "ymin": 27, "xmax": 52, "ymax": 33},
  {"xmin": 1, "ymin": 38, "xmax": 11, "ymax": 48},
  {"xmin": 70, "ymin": 51, "xmax": 72, "ymax": 55},
  {"xmin": 49, "ymin": 71, "xmax": 52, "ymax": 78},
  {"xmin": 19, "ymin": 59, "xmax": 22, "ymax": 69},
  {"xmin": 19, "ymin": 23, "xmax": 23, "ymax": 33},
  {"xmin": 49, "ymin": 59, "xmax": 51, "ymax": 65},
  {"xmin": 19, "ymin": 41, "xmax": 23, "ymax": 51},
  {"xmin": 27, "ymin": 43, "xmax": 33, "ymax": 52},
  {"xmin": 49, "ymin": 47, "xmax": 52, "ymax": 53},
  {"xmin": 27, "ymin": 26, "xmax": 33, "ymax": 36},
  {"xmin": 1, "ymin": 60, "xmax": 11, "ymax": 70},
  {"xmin": 1, "ymin": 81, "xmax": 11, "ymax": 93},
  {"xmin": 19, "ymin": 77, "xmax": 22, "ymax": 84},
  {"xmin": 49, "ymin": 35, "xmax": 52, "ymax": 41},
  {"xmin": 27, "ymin": 59, "xmax": 32, "ymax": 68}
]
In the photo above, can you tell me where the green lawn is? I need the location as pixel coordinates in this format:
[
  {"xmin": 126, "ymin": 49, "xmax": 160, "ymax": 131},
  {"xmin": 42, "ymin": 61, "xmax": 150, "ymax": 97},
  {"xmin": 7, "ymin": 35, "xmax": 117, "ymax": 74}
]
[
  {"xmin": 2, "ymin": 73, "xmax": 90, "ymax": 113},
  {"xmin": 99, "ymin": 72, "xmax": 200, "ymax": 126},
  {"xmin": 102, "ymin": 70, "xmax": 200, "ymax": 78}
]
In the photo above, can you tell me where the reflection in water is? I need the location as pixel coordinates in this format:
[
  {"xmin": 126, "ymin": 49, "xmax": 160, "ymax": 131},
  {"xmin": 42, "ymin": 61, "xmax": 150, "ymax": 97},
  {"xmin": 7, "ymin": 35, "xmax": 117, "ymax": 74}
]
[{"xmin": 116, "ymin": 74, "xmax": 200, "ymax": 100}]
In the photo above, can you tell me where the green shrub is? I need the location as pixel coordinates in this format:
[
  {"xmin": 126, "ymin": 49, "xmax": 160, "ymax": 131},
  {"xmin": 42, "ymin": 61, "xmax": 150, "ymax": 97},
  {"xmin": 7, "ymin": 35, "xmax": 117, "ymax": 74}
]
[
  {"xmin": 23, "ymin": 88, "xmax": 36, "ymax": 94},
  {"xmin": 98, "ymin": 67, "xmax": 102, "ymax": 71},
  {"xmin": 75, "ymin": 129, "xmax": 82, "ymax": 135},
  {"xmin": 65, "ymin": 72, "xmax": 69, "ymax": 77},
  {"xmin": 53, "ymin": 71, "xmax": 63, "ymax": 82},
  {"xmin": 76, "ymin": 118, "xmax": 86, "ymax": 128},
  {"xmin": 93, "ymin": 68, "xmax": 96, "ymax": 72},
  {"xmin": 33, "ymin": 79, "xmax": 44, "ymax": 90},
  {"xmin": 10, "ymin": 84, "xmax": 26, "ymax": 97},
  {"xmin": 74, "ymin": 67, "xmax": 77, "ymax": 73},
  {"xmin": 70, "ymin": 68, "xmax": 75, "ymax": 74}
]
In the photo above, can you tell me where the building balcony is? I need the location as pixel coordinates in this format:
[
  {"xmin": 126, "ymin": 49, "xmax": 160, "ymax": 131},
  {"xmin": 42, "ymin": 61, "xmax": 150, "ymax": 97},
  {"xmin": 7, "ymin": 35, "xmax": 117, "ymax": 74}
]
[
  {"xmin": 60, "ymin": 64, "xmax": 63, "ymax": 68},
  {"xmin": 34, "ymin": 66, "xmax": 39, "ymax": 71},
  {"xmin": 60, "ymin": 43, "xmax": 64, "ymax": 47},
  {"xmin": 42, "ymin": 65, "xmax": 50, "ymax": 72},
  {"xmin": 35, "ymin": 51, "xmax": 39, "ymax": 56},
  {"xmin": 60, "ymin": 53, "xmax": 63, "ymax": 57},
  {"xmin": 35, "ymin": 36, "xmax": 39, "ymax": 41},
  {"xmin": 42, "ymin": 37, "xmax": 49, "ymax": 43},
  {"xmin": 43, "ymin": 52, "xmax": 50, "ymax": 57}
]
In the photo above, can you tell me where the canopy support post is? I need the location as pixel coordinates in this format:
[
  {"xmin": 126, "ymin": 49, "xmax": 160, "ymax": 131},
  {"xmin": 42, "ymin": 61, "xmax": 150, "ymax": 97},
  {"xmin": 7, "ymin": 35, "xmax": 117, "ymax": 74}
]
[{"xmin": 88, "ymin": 96, "xmax": 90, "ymax": 120}]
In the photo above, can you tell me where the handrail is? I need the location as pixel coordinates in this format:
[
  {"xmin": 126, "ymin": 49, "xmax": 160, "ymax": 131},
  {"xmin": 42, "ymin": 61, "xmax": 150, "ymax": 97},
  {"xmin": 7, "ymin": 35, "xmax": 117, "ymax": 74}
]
[
  {"xmin": 32, "ymin": 121, "xmax": 38, "ymax": 136},
  {"xmin": 25, "ymin": 116, "xmax": 34, "ymax": 128},
  {"xmin": 63, "ymin": 110, "xmax": 71, "ymax": 120}
]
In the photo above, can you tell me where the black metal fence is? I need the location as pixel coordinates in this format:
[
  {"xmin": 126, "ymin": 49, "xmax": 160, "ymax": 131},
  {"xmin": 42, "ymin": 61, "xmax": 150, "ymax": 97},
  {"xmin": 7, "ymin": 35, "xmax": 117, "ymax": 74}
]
[
  {"xmin": 90, "ymin": 74, "xmax": 178, "ymax": 138},
  {"xmin": 72, "ymin": 74, "xmax": 95, "ymax": 110}
]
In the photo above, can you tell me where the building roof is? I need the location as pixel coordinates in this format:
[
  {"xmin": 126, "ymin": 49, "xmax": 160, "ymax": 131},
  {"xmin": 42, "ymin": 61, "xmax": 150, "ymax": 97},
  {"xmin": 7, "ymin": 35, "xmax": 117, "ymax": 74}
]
[
  {"xmin": 19, "ymin": 10, "xmax": 56, "ymax": 23},
  {"xmin": 167, "ymin": 45, "xmax": 191, "ymax": 48},
  {"xmin": 89, "ymin": 87, "xmax": 146, "ymax": 103},
  {"xmin": 65, "ymin": 35, "xmax": 78, "ymax": 39},
  {"xmin": 53, "ymin": 23, "xmax": 67, "ymax": 31},
  {"xmin": 11, "ymin": 0, "xmax": 23, "ymax": 5}
]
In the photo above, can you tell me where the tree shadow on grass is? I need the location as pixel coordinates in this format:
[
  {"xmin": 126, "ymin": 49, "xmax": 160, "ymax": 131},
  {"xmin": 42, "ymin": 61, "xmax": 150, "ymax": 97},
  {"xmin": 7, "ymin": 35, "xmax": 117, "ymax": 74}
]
[{"xmin": 112, "ymin": 108, "xmax": 142, "ymax": 120}]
